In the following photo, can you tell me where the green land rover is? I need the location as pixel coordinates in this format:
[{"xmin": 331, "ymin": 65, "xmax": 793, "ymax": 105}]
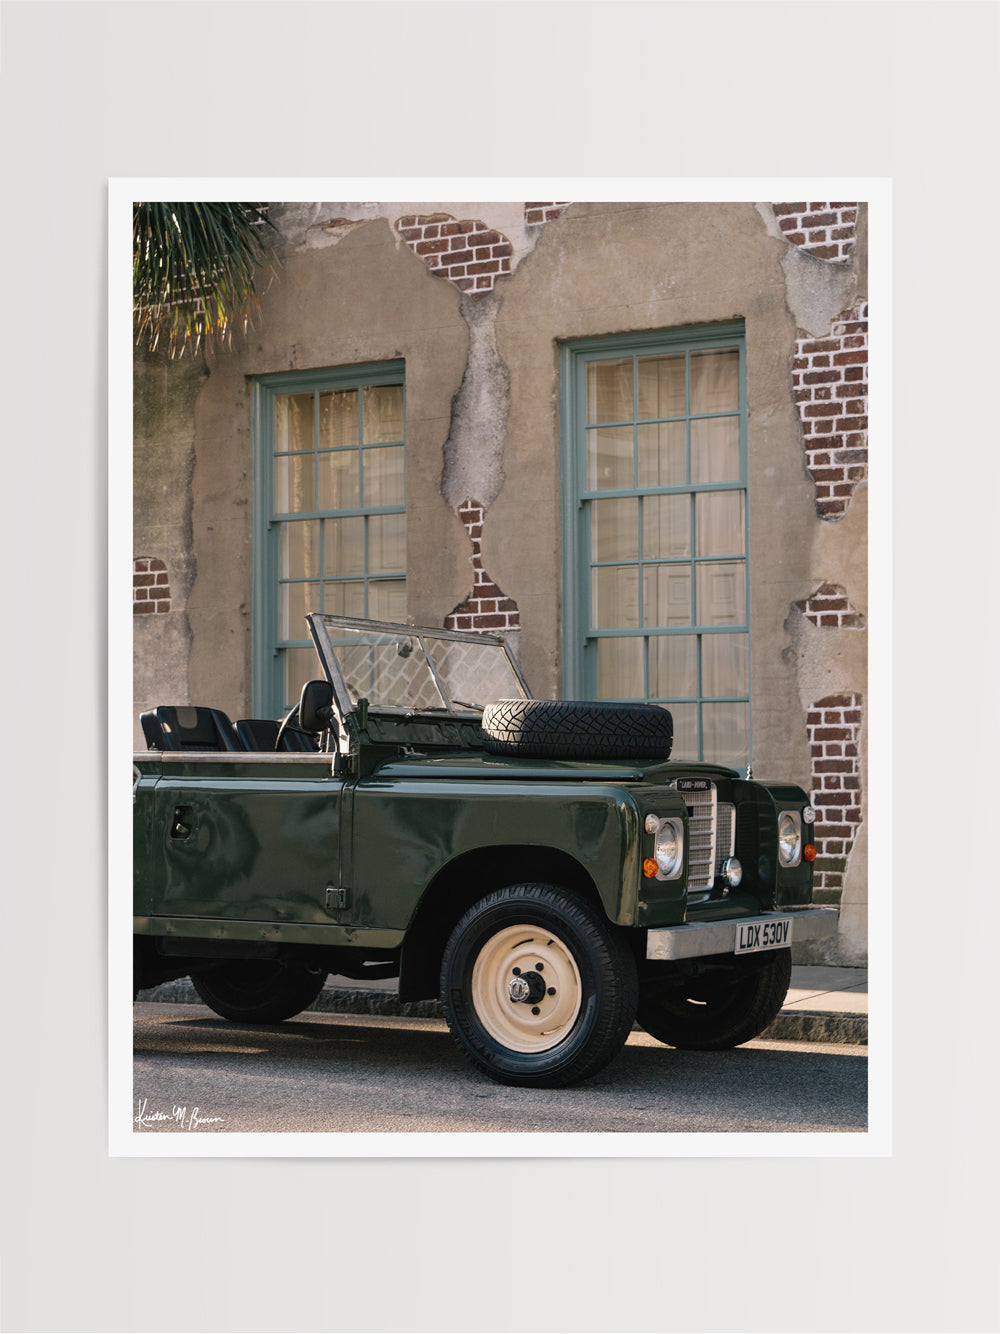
[{"xmin": 133, "ymin": 615, "xmax": 837, "ymax": 1087}]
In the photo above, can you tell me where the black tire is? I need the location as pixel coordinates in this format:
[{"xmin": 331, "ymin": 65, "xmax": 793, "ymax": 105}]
[
  {"xmin": 440, "ymin": 883, "xmax": 638, "ymax": 1087},
  {"xmin": 481, "ymin": 699, "xmax": 673, "ymax": 762},
  {"xmin": 191, "ymin": 960, "xmax": 327, "ymax": 1023},
  {"xmin": 637, "ymin": 948, "xmax": 792, "ymax": 1050}
]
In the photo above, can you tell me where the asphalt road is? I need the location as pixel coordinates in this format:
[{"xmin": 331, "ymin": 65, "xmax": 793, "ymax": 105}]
[{"xmin": 132, "ymin": 1002, "xmax": 867, "ymax": 1135}]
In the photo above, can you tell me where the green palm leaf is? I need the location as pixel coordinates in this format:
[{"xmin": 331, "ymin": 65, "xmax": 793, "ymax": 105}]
[{"xmin": 133, "ymin": 202, "xmax": 276, "ymax": 357}]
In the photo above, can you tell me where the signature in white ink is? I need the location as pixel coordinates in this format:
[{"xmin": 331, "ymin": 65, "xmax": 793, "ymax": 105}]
[{"xmin": 135, "ymin": 1097, "xmax": 225, "ymax": 1131}]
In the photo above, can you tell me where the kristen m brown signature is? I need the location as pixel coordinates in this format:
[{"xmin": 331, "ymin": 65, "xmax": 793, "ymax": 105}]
[{"xmin": 135, "ymin": 1098, "xmax": 225, "ymax": 1131}]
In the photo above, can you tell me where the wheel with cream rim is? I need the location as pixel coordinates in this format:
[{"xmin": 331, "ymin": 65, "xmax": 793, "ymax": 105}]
[{"xmin": 440, "ymin": 883, "xmax": 638, "ymax": 1087}]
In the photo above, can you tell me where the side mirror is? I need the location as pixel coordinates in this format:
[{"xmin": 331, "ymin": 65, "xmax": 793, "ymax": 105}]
[{"xmin": 298, "ymin": 679, "xmax": 335, "ymax": 733}]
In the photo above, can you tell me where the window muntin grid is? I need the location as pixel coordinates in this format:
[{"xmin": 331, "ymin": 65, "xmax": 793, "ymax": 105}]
[
  {"xmin": 566, "ymin": 332, "xmax": 749, "ymax": 766},
  {"xmin": 255, "ymin": 367, "xmax": 405, "ymax": 715}
]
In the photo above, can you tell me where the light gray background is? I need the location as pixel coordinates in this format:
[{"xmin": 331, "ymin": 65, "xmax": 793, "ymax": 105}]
[{"xmin": 3, "ymin": 2, "xmax": 997, "ymax": 1331}]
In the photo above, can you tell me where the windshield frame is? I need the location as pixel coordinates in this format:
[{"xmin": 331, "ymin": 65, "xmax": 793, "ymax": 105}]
[{"xmin": 306, "ymin": 614, "xmax": 531, "ymax": 720}]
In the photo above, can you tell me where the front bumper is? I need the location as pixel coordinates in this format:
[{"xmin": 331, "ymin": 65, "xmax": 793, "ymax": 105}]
[{"xmin": 646, "ymin": 907, "xmax": 839, "ymax": 961}]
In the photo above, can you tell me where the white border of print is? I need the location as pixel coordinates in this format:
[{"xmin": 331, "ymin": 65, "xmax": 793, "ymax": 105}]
[{"xmin": 110, "ymin": 176, "xmax": 890, "ymax": 1158}]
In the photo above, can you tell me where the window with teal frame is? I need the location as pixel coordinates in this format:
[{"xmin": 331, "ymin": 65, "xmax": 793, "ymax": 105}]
[
  {"xmin": 252, "ymin": 362, "xmax": 406, "ymax": 717},
  {"xmin": 560, "ymin": 324, "xmax": 750, "ymax": 766}
]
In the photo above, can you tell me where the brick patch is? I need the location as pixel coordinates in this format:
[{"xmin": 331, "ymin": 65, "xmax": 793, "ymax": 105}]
[
  {"xmin": 395, "ymin": 213, "xmax": 515, "ymax": 295},
  {"xmin": 807, "ymin": 693, "xmax": 863, "ymax": 903},
  {"xmin": 772, "ymin": 201, "xmax": 858, "ymax": 261},
  {"xmin": 524, "ymin": 202, "xmax": 570, "ymax": 224},
  {"xmin": 793, "ymin": 582, "xmax": 865, "ymax": 629},
  {"xmin": 133, "ymin": 557, "xmax": 171, "ymax": 614},
  {"xmin": 793, "ymin": 301, "xmax": 868, "ymax": 519},
  {"xmin": 444, "ymin": 500, "xmax": 520, "ymax": 633}
]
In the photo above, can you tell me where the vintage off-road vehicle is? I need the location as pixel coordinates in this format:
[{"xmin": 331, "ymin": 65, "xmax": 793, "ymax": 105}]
[{"xmin": 133, "ymin": 615, "xmax": 837, "ymax": 1086}]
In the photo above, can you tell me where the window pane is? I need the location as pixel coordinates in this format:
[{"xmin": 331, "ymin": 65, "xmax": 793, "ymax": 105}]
[
  {"xmin": 323, "ymin": 517, "xmax": 365, "ymax": 577},
  {"xmin": 280, "ymin": 580, "xmax": 320, "ymax": 638},
  {"xmin": 697, "ymin": 562, "xmax": 746, "ymax": 625},
  {"xmin": 702, "ymin": 633, "xmax": 749, "ymax": 697},
  {"xmin": 591, "ymin": 497, "xmax": 638, "ymax": 562},
  {"xmin": 322, "ymin": 580, "xmax": 366, "ymax": 618},
  {"xmin": 596, "ymin": 636, "xmax": 644, "ymax": 699},
  {"xmin": 649, "ymin": 635, "xmax": 697, "ymax": 698},
  {"xmin": 587, "ymin": 426, "xmax": 633, "ymax": 490},
  {"xmin": 282, "ymin": 647, "xmax": 322, "ymax": 712},
  {"xmin": 279, "ymin": 519, "xmax": 320, "ymax": 579},
  {"xmin": 363, "ymin": 385, "xmax": 404, "ymax": 444},
  {"xmin": 587, "ymin": 359, "xmax": 633, "ymax": 424},
  {"xmin": 363, "ymin": 445, "xmax": 405, "ymax": 506},
  {"xmin": 368, "ymin": 579, "xmax": 407, "ymax": 622},
  {"xmin": 690, "ymin": 349, "xmax": 739, "ymax": 414},
  {"xmin": 702, "ymin": 702, "xmax": 749, "ymax": 767},
  {"xmin": 637, "ymin": 421, "xmax": 687, "ymax": 487},
  {"xmin": 667, "ymin": 703, "xmax": 698, "ymax": 758},
  {"xmin": 369, "ymin": 513, "xmax": 406, "ymax": 575},
  {"xmin": 643, "ymin": 493, "xmax": 690, "ymax": 558},
  {"xmin": 637, "ymin": 354, "xmax": 685, "ymax": 420},
  {"xmin": 318, "ymin": 390, "xmax": 357, "ymax": 449},
  {"xmin": 274, "ymin": 393, "xmax": 314, "ymax": 453},
  {"xmin": 318, "ymin": 449, "xmax": 360, "ymax": 510},
  {"xmin": 695, "ymin": 491, "xmax": 745, "ymax": 557},
  {"xmin": 274, "ymin": 453, "xmax": 315, "ymax": 514},
  {"xmin": 643, "ymin": 564, "xmax": 692, "ymax": 626},
  {"xmin": 691, "ymin": 417, "xmax": 740, "ymax": 484},
  {"xmin": 593, "ymin": 566, "xmax": 640, "ymax": 629}
]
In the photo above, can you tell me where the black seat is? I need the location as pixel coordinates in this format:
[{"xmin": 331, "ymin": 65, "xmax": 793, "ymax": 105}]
[
  {"xmin": 235, "ymin": 718, "xmax": 319, "ymax": 752},
  {"xmin": 141, "ymin": 706, "xmax": 243, "ymax": 752}
]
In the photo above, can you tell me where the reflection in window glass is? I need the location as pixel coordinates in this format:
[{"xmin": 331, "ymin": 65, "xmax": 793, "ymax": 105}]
[
  {"xmin": 702, "ymin": 633, "xmax": 748, "ymax": 698},
  {"xmin": 591, "ymin": 497, "xmax": 638, "ymax": 562},
  {"xmin": 318, "ymin": 448, "xmax": 360, "ymax": 510},
  {"xmin": 690, "ymin": 349, "xmax": 739, "ymax": 415},
  {"xmin": 596, "ymin": 636, "xmax": 644, "ymax": 699},
  {"xmin": 593, "ymin": 566, "xmax": 640, "ymax": 629},
  {"xmin": 587, "ymin": 359, "xmax": 633, "ymax": 424},
  {"xmin": 649, "ymin": 635, "xmax": 698, "ymax": 698},
  {"xmin": 637, "ymin": 421, "xmax": 686, "ymax": 488},
  {"xmin": 587, "ymin": 426, "xmax": 634, "ymax": 490},
  {"xmin": 702, "ymin": 702, "xmax": 749, "ymax": 766},
  {"xmin": 637, "ymin": 354, "xmax": 685, "ymax": 420},
  {"xmin": 318, "ymin": 390, "xmax": 357, "ymax": 449},
  {"xmin": 691, "ymin": 417, "xmax": 740, "ymax": 485},
  {"xmin": 696, "ymin": 491, "xmax": 745, "ymax": 558}
]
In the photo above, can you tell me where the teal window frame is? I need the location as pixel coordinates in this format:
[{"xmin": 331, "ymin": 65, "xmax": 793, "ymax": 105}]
[
  {"xmin": 252, "ymin": 361, "xmax": 406, "ymax": 718},
  {"xmin": 560, "ymin": 323, "xmax": 751, "ymax": 764}
]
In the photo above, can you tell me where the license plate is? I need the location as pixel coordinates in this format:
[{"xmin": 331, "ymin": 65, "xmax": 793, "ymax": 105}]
[{"xmin": 734, "ymin": 917, "xmax": 791, "ymax": 954}]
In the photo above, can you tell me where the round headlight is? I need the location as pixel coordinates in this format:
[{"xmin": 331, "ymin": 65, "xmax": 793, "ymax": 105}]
[
  {"xmin": 778, "ymin": 810, "xmax": 802, "ymax": 867},
  {"xmin": 654, "ymin": 819, "xmax": 683, "ymax": 878}
]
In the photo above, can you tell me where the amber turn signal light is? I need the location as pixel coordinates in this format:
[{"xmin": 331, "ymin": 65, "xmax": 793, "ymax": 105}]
[
  {"xmin": 803, "ymin": 844, "xmax": 817, "ymax": 862},
  {"xmin": 643, "ymin": 857, "xmax": 659, "ymax": 879}
]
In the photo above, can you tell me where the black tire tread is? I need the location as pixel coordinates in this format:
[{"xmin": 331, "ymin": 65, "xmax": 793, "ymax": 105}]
[
  {"xmin": 637, "ymin": 948, "xmax": 792, "ymax": 1050},
  {"xmin": 191, "ymin": 960, "xmax": 327, "ymax": 1023},
  {"xmin": 482, "ymin": 699, "xmax": 672, "ymax": 762}
]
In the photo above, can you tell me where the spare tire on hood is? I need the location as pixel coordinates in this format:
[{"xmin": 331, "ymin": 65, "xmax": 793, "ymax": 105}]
[{"xmin": 481, "ymin": 698, "xmax": 672, "ymax": 763}]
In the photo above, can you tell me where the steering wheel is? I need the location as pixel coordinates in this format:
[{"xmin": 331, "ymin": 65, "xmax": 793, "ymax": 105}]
[{"xmin": 274, "ymin": 704, "xmax": 318, "ymax": 751}]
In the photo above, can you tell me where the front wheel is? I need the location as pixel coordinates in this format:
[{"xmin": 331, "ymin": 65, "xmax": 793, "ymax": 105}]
[
  {"xmin": 440, "ymin": 884, "xmax": 638, "ymax": 1087},
  {"xmin": 191, "ymin": 960, "xmax": 327, "ymax": 1023},
  {"xmin": 637, "ymin": 948, "xmax": 792, "ymax": 1050}
]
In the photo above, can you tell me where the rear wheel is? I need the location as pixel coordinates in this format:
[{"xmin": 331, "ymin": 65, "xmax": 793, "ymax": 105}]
[
  {"xmin": 440, "ymin": 884, "xmax": 638, "ymax": 1087},
  {"xmin": 637, "ymin": 948, "xmax": 791, "ymax": 1050},
  {"xmin": 191, "ymin": 960, "xmax": 327, "ymax": 1023}
]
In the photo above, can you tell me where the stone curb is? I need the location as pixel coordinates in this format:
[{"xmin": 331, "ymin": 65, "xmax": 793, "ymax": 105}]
[{"xmin": 137, "ymin": 981, "xmax": 867, "ymax": 1045}]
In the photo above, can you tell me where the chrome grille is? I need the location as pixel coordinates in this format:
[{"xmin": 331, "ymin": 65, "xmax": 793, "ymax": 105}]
[
  {"xmin": 715, "ymin": 802, "xmax": 736, "ymax": 874},
  {"xmin": 677, "ymin": 781, "xmax": 717, "ymax": 891}
]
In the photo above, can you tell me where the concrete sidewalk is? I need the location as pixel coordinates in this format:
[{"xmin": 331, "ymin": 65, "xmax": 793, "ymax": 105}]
[{"xmin": 139, "ymin": 964, "xmax": 868, "ymax": 1045}]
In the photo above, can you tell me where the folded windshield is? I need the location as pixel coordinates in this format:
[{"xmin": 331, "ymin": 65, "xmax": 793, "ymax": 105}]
[{"xmin": 307, "ymin": 615, "xmax": 530, "ymax": 715}]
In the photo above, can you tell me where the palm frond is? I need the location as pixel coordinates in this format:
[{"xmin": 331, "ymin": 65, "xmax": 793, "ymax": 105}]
[{"xmin": 133, "ymin": 202, "xmax": 276, "ymax": 357}]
